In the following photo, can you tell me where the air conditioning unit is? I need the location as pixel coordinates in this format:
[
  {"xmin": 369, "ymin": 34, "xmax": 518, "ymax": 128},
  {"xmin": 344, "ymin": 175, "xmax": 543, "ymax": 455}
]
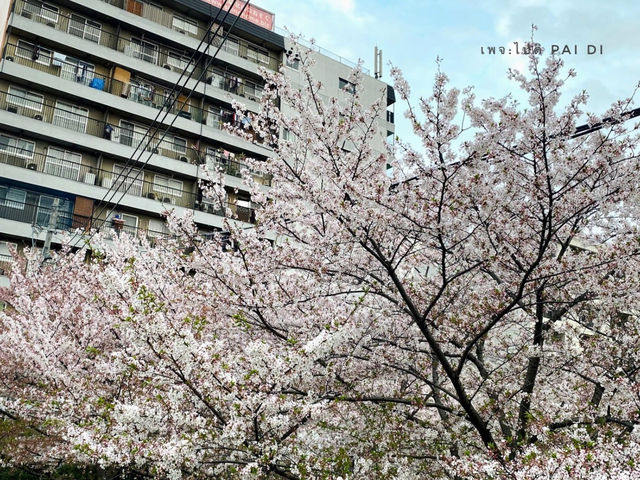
[
  {"xmin": 179, "ymin": 156, "xmax": 188, "ymax": 162},
  {"xmin": 46, "ymin": 22, "xmax": 55, "ymax": 27},
  {"xmin": 162, "ymin": 197, "xmax": 173, "ymax": 204},
  {"xmin": 162, "ymin": 64, "xmax": 173, "ymax": 71},
  {"xmin": 22, "ymin": 11, "xmax": 32, "ymax": 19},
  {"xmin": 34, "ymin": 114, "xmax": 43, "ymax": 120},
  {"xmin": 5, "ymin": 56, "xmax": 13, "ymax": 62},
  {"xmin": 7, "ymin": 105, "xmax": 17, "ymax": 113}
]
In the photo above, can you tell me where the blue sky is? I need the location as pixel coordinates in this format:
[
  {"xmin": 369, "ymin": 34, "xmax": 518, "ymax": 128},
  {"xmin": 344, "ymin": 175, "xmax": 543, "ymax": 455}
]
[{"xmin": 256, "ymin": 0, "xmax": 640, "ymax": 146}]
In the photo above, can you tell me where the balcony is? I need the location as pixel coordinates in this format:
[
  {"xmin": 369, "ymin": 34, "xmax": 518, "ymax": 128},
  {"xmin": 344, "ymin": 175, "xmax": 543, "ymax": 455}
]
[
  {"xmin": 0, "ymin": 146, "xmax": 259, "ymax": 223},
  {"xmin": 0, "ymin": 147, "xmax": 197, "ymax": 208},
  {"xmin": 14, "ymin": 0, "xmax": 280, "ymax": 72},
  {"xmin": 0, "ymin": 253, "xmax": 12, "ymax": 276},
  {"xmin": 96, "ymin": 0, "xmax": 281, "ymax": 71},
  {"xmin": 0, "ymin": 87, "xmax": 200, "ymax": 163}
]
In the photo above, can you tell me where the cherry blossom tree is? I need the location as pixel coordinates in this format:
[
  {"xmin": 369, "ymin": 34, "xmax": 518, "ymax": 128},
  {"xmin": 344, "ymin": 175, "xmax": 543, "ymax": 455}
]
[{"xmin": 2, "ymin": 47, "xmax": 640, "ymax": 479}]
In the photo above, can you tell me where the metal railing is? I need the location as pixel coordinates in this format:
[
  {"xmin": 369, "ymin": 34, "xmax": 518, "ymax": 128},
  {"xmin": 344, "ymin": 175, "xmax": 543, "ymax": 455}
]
[
  {"xmin": 0, "ymin": 146, "xmax": 259, "ymax": 223},
  {"xmin": 97, "ymin": 0, "xmax": 281, "ymax": 70},
  {"xmin": 0, "ymin": 87, "xmax": 200, "ymax": 162},
  {"xmin": 274, "ymin": 26, "xmax": 371, "ymax": 75},
  {"xmin": 0, "ymin": 147, "xmax": 197, "ymax": 208},
  {"xmin": 14, "ymin": 0, "xmax": 280, "ymax": 71},
  {"xmin": 3, "ymin": 41, "xmax": 267, "ymax": 145},
  {"xmin": 0, "ymin": 253, "xmax": 12, "ymax": 276}
]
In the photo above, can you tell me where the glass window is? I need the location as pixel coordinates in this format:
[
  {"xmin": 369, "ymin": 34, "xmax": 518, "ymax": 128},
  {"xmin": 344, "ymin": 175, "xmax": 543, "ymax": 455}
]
[
  {"xmin": 129, "ymin": 37, "xmax": 159, "ymax": 64},
  {"xmin": 167, "ymin": 52, "xmax": 193, "ymax": 73},
  {"xmin": 112, "ymin": 164, "xmax": 143, "ymax": 197},
  {"xmin": 339, "ymin": 78, "xmax": 356, "ymax": 95},
  {"xmin": 15, "ymin": 40, "xmax": 52, "ymax": 66},
  {"xmin": 119, "ymin": 120, "xmax": 150, "ymax": 150},
  {"xmin": 158, "ymin": 133, "xmax": 187, "ymax": 154},
  {"xmin": 7, "ymin": 85, "xmax": 44, "ymax": 111},
  {"xmin": 59, "ymin": 57, "xmax": 95, "ymax": 86},
  {"xmin": 107, "ymin": 211, "xmax": 138, "ymax": 235},
  {"xmin": 153, "ymin": 174, "xmax": 183, "ymax": 198},
  {"xmin": 224, "ymin": 37, "xmax": 240, "ymax": 57},
  {"xmin": 68, "ymin": 14, "xmax": 101, "ymax": 43},
  {"xmin": 44, "ymin": 147, "xmax": 82, "ymax": 181},
  {"xmin": 0, "ymin": 134, "xmax": 35, "ymax": 158},
  {"xmin": 172, "ymin": 15, "xmax": 198, "ymax": 35},
  {"xmin": 0, "ymin": 186, "xmax": 26, "ymax": 209},
  {"xmin": 53, "ymin": 101, "xmax": 88, "ymax": 133}
]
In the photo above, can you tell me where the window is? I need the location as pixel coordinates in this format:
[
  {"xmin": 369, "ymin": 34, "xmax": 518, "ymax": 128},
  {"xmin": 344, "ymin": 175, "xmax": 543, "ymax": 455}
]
[
  {"xmin": 286, "ymin": 55, "xmax": 300, "ymax": 70},
  {"xmin": 172, "ymin": 15, "xmax": 198, "ymax": 35},
  {"xmin": 247, "ymin": 46, "xmax": 270, "ymax": 65},
  {"xmin": 36, "ymin": 195, "xmax": 72, "ymax": 228},
  {"xmin": 281, "ymin": 128, "xmax": 292, "ymax": 141},
  {"xmin": 59, "ymin": 57, "xmax": 95, "ymax": 86},
  {"xmin": 0, "ymin": 186, "xmax": 26, "ymax": 209},
  {"xmin": 0, "ymin": 134, "xmax": 35, "ymax": 158},
  {"xmin": 119, "ymin": 121, "xmax": 150, "ymax": 150},
  {"xmin": 113, "ymin": 164, "xmax": 143, "ymax": 197},
  {"xmin": 7, "ymin": 85, "xmax": 44, "ymax": 111},
  {"xmin": 44, "ymin": 147, "xmax": 82, "ymax": 181},
  {"xmin": 53, "ymin": 101, "xmax": 88, "ymax": 133},
  {"xmin": 22, "ymin": 1, "xmax": 59, "ymax": 24},
  {"xmin": 158, "ymin": 133, "xmax": 187, "ymax": 154},
  {"xmin": 129, "ymin": 80, "xmax": 154, "ymax": 106},
  {"xmin": 107, "ymin": 211, "xmax": 138, "ymax": 235},
  {"xmin": 15, "ymin": 40, "xmax": 52, "ymax": 66},
  {"xmin": 129, "ymin": 37, "xmax": 159, "ymax": 64},
  {"xmin": 147, "ymin": 218, "xmax": 169, "ymax": 238},
  {"xmin": 224, "ymin": 37, "xmax": 240, "ymax": 57},
  {"xmin": 153, "ymin": 174, "xmax": 183, "ymax": 198},
  {"xmin": 68, "ymin": 14, "xmax": 101, "ymax": 43},
  {"xmin": 339, "ymin": 78, "xmax": 356, "ymax": 95},
  {"xmin": 167, "ymin": 52, "xmax": 193, "ymax": 73}
]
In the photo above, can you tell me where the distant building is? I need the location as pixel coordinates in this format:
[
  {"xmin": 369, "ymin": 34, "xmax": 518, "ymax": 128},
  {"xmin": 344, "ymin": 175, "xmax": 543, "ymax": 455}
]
[{"xmin": 0, "ymin": 0, "xmax": 395, "ymax": 282}]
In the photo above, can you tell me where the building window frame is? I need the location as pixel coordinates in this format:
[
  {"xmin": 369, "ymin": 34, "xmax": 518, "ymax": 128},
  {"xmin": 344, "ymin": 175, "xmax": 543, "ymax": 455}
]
[
  {"xmin": 0, "ymin": 134, "xmax": 35, "ymax": 159},
  {"xmin": 7, "ymin": 85, "xmax": 44, "ymax": 112},
  {"xmin": 22, "ymin": 1, "xmax": 59, "ymax": 24},
  {"xmin": 153, "ymin": 174, "xmax": 183, "ymax": 198},
  {"xmin": 68, "ymin": 14, "xmax": 102, "ymax": 43},
  {"xmin": 0, "ymin": 186, "xmax": 27, "ymax": 210},
  {"xmin": 44, "ymin": 147, "xmax": 82, "ymax": 181},
  {"xmin": 172, "ymin": 15, "xmax": 198, "ymax": 36},
  {"xmin": 53, "ymin": 101, "xmax": 89, "ymax": 133},
  {"xmin": 15, "ymin": 40, "xmax": 52, "ymax": 66}
]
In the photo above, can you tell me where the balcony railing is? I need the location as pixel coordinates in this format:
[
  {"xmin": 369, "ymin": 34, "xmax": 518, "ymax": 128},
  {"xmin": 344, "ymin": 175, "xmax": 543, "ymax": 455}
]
[
  {"xmin": 14, "ymin": 0, "xmax": 280, "ymax": 71},
  {"xmin": 0, "ymin": 253, "xmax": 12, "ymax": 276},
  {"xmin": 0, "ymin": 87, "xmax": 200, "ymax": 163},
  {"xmin": 0, "ymin": 147, "xmax": 197, "ymax": 208},
  {"xmin": 0, "ymin": 146, "xmax": 259, "ymax": 223},
  {"xmin": 96, "ymin": 0, "xmax": 281, "ymax": 70},
  {"xmin": 3, "ymin": 41, "xmax": 267, "ymax": 146}
]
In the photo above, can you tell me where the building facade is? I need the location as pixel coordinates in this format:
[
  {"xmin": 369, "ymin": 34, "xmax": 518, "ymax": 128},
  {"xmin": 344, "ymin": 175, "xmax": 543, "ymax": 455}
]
[{"xmin": 0, "ymin": 0, "xmax": 395, "ymax": 283}]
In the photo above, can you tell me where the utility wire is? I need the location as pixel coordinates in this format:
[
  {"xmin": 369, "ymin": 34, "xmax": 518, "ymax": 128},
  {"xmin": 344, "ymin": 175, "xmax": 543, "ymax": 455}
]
[
  {"xmin": 82, "ymin": 0, "xmax": 236, "ymax": 239},
  {"xmin": 69, "ymin": 0, "xmax": 250, "ymax": 247}
]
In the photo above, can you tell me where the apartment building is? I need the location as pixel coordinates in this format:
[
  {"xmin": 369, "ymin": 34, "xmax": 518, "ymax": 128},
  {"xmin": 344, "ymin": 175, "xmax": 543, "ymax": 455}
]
[{"xmin": 0, "ymin": 0, "xmax": 395, "ymax": 282}]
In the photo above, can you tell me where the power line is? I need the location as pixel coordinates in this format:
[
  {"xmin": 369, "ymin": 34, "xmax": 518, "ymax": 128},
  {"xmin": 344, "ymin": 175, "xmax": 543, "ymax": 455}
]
[{"xmin": 68, "ymin": 0, "xmax": 252, "ymax": 248}]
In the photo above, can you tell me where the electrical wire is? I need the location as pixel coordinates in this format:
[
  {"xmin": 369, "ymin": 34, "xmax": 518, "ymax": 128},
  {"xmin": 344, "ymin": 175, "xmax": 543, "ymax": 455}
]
[{"xmin": 68, "ymin": 0, "xmax": 252, "ymax": 247}]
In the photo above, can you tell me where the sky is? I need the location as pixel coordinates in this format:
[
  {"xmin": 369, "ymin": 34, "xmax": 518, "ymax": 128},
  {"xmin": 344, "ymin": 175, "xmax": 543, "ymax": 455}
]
[{"xmin": 255, "ymin": 0, "xmax": 640, "ymax": 149}]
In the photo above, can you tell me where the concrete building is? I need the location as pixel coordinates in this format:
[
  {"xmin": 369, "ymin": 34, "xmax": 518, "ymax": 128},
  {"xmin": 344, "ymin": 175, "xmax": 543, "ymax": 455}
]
[{"xmin": 0, "ymin": 0, "xmax": 395, "ymax": 283}]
